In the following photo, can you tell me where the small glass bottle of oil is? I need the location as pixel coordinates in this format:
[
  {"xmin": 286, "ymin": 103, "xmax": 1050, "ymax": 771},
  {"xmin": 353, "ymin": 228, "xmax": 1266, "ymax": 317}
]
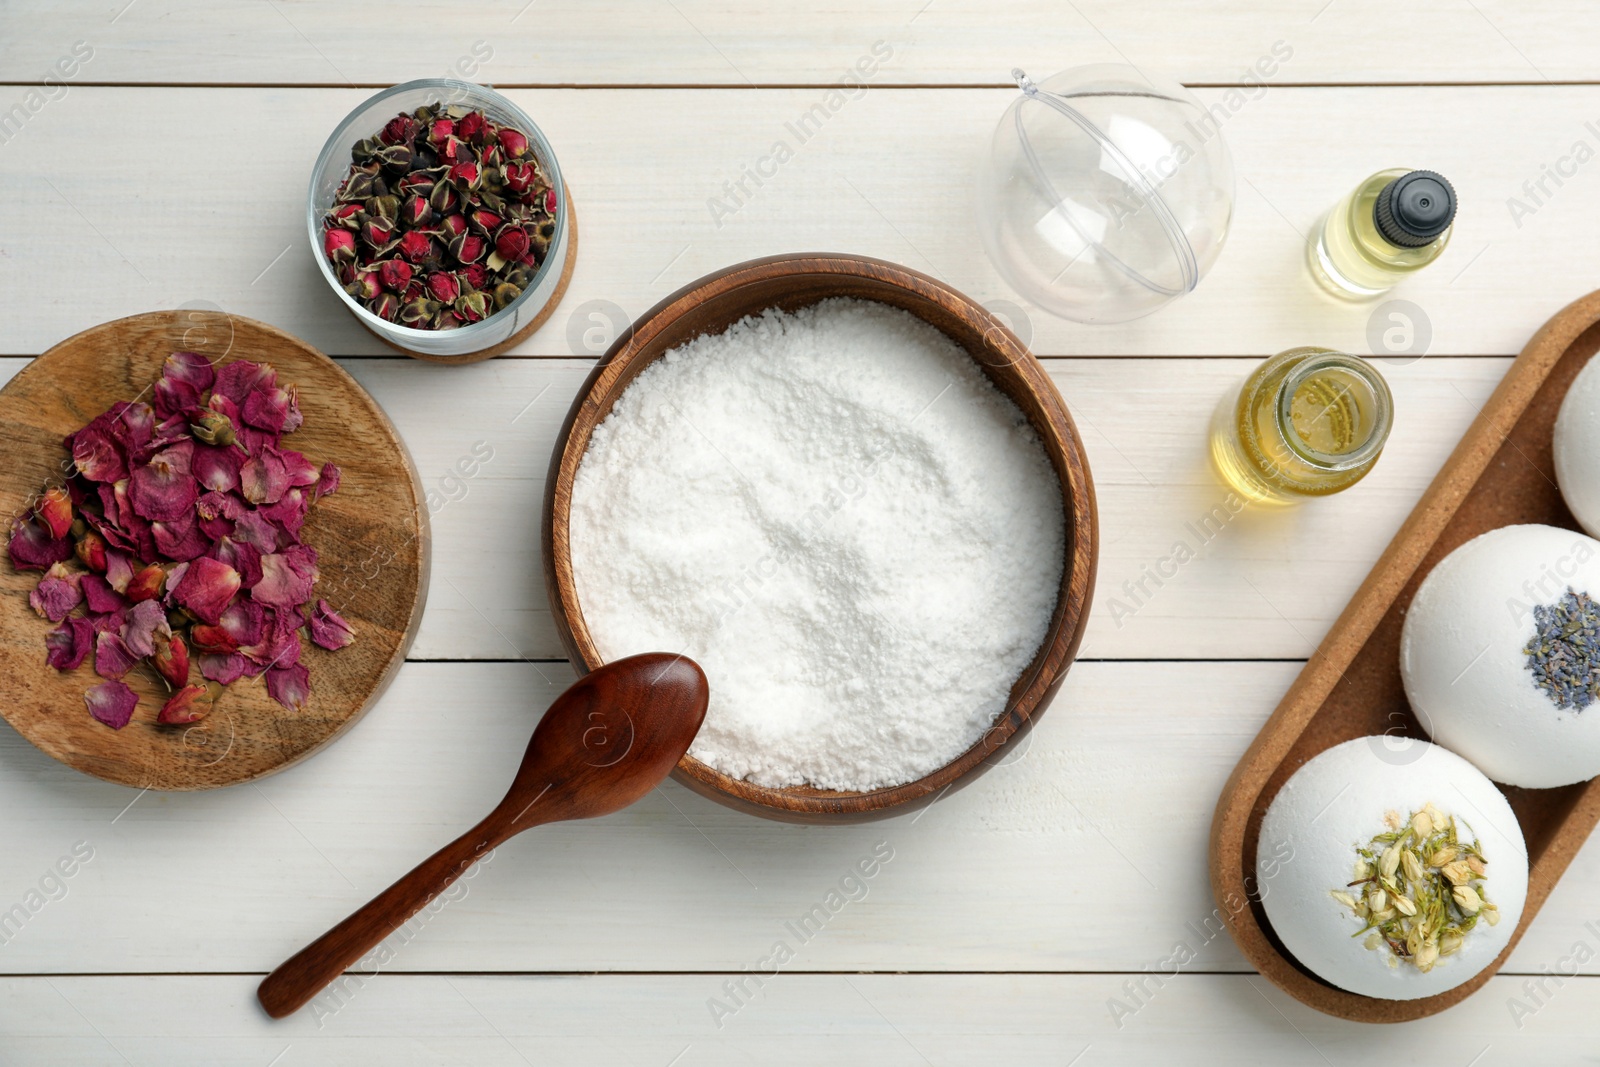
[
  {"xmin": 1209, "ymin": 347, "xmax": 1394, "ymax": 505},
  {"xmin": 1309, "ymin": 169, "xmax": 1456, "ymax": 299}
]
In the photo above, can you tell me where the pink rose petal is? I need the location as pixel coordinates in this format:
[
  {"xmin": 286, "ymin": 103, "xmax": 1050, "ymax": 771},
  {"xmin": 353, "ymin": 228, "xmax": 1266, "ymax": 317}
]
[
  {"xmin": 45, "ymin": 616, "xmax": 95, "ymax": 670},
  {"xmin": 314, "ymin": 462, "xmax": 341, "ymax": 499},
  {"xmin": 192, "ymin": 444, "xmax": 243, "ymax": 493},
  {"xmin": 7, "ymin": 515, "xmax": 73, "ymax": 571},
  {"xmin": 308, "ymin": 599, "xmax": 355, "ymax": 650},
  {"xmin": 265, "ymin": 662, "xmax": 311, "ymax": 712},
  {"xmin": 242, "ymin": 383, "xmax": 302, "ymax": 435},
  {"xmin": 28, "ymin": 562, "xmax": 82, "ymax": 622},
  {"xmin": 218, "ymin": 599, "xmax": 266, "ymax": 646},
  {"xmin": 230, "ymin": 510, "xmax": 279, "ymax": 553},
  {"xmin": 210, "ymin": 536, "xmax": 263, "ymax": 589},
  {"xmin": 153, "ymin": 511, "xmax": 211, "ymax": 562},
  {"xmin": 252, "ymin": 551, "xmax": 316, "ymax": 609},
  {"xmin": 129, "ymin": 439, "xmax": 197, "ymax": 522},
  {"xmin": 197, "ymin": 652, "xmax": 247, "ymax": 685},
  {"xmin": 240, "ymin": 448, "xmax": 290, "ymax": 505},
  {"xmin": 171, "ymin": 556, "xmax": 240, "ymax": 625},
  {"xmin": 214, "ymin": 360, "xmax": 276, "ymax": 406},
  {"xmin": 121, "ymin": 599, "xmax": 171, "ymax": 659},
  {"xmin": 84, "ymin": 679, "xmax": 138, "ymax": 729},
  {"xmin": 94, "ymin": 631, "xmax": 139, "ymax": 680},
  {"xmin": 164, "ymin": 350, "xmax": 216, "ymax": 394},
  {"xmin": 80, "ymin": 574, "xmax": 126, "ymax": 614}
]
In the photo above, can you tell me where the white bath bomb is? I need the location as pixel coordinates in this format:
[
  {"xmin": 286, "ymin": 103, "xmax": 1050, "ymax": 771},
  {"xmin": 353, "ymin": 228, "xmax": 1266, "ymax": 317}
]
[
  {"xmin": 1401, "ymin": 523, "xmax": 1600, "ymax": 788},
  {"xmin": 1555, "ymin": 355, "xmax": 1600, "ymax": 539},
  {"xmin": 1258, "ymin": 737, "xmax": 1526, "ymax": 1000}
]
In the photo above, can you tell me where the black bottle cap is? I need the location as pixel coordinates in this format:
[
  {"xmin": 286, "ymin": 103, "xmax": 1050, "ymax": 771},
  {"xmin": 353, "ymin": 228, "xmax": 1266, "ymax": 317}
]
[{"xmin": 1374, "ymin": 170, "xmax": 1456, "ymax": 248}]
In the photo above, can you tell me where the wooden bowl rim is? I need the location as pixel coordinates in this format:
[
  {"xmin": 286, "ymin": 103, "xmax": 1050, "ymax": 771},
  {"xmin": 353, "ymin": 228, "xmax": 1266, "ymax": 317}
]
[
  {"xmin": 1207, "ymin": 287, "xmax": 1600, "ymax": 1022},
  {"xmin": 542, "ymin": 252, "xmax": 1097, "ymax": 819}
]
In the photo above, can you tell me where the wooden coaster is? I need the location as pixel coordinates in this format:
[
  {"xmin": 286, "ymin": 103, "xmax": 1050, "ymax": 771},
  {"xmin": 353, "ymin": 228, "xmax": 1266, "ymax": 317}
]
[
  {"xmin": 0, "ymin": 311, "xmax": 429, "ymax": 790},
  {"xmin": 359, "ymin": 189, "xmax": 579, "ymax": 365}
]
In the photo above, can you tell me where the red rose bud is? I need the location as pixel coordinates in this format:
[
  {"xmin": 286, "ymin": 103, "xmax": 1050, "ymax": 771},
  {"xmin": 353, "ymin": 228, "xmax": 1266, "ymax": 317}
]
[
  {"xmin": 429, "ymin": 180, "xmax": 460, "ymax": 214},
  {"xmin": 495, "ymin": 226, "xmax": 531, "ymax": 263},
  {"xmin": 438, "ymin": 136, "xmax": 464, "ymax": 165},
  {"xmin": 438, "ymin": 213, "xmax": 468, "ymax": 238},
  {"xmin": 448, "ymin": 162, "xmax": 483, "ymax": 191},
  {"xmin": 336, "ymin": 168, "xmax": 375, "ymax": 202},
  {"xmin": 402, "ymin": 195, "xmax": 433, "ymax": 228},
  {"xmin": 492, "ymin": 281, "xmax": 523, "ymax": 310},
  {"xmin": 369, "ymin": 292, "xmax": 400, "ymax": 321},
  {"xmin": 328, "ymin": 201, "xmax": 363, "ymax": 229},
  {"xmin": 460, "ymin": 262, "xmax": 489, "ymax": 290},
  {"xmin": 455, "ymin": 290, "xmax": 490, "ymax": 323},
  {"xmin": 449, "ymin": 232, "xmax": 488, "ymax": 264},
  {"xmin": 380, "ymin": 114, "xmax": 416, "ymax": 145},
  {"xmin": 36, "ymin": 487, "xmax": 73, "ymax": 539},
  {"xmin": 397, "ymin": 171, "xmax": 435, "ymax": 196},
  {"xmin": 376, "ymin": 258, "xmax": 413, "ymax": 292},
  {"xmin": 458, "ymin": 110, "xmax": 486, "ymax": 142},
  {"xmin": 425, "ymin": 272, "xmax": 460, "ymax": 303},
  {"xmin": 498, "ymin": 127, "xmax": 529, "ymax": 159},
  {"xmin": 503, "ymin": 162, "xmax": 535, "ymax": 194},
  {"xmin": 427, "ymin": 118, "xmax": 454, "ymax": 145},
  {"xmin": 126, "ymin": 563, "xmax": 167, "ymax": 604},
  {"xmin": 359, "ymin": 216, "xmax": 397, "ymax": 249},
  {"xmin": 402, "ymin": 278, "xmax": 427, "ymax": 303},
  {"xmin": 398, "ymin": 230, "xmax": 433, "ymax": 262},
  {"xmin": 544, "ymin": 188, "xmax": 558, "ymax": 215},
  {"xmin": 323, "ymin": 228, "xmax": 357, "ymax": 264},
  {"xmin": 158, "ymin": 684, "xmax": 213, "ymax": 725},
  {"xmin": 479, "ymin": 144, "xmax": 503, "ymax": 171},
  {"xmin": 375, "ymin": 144, "xmax": 414, "ymax": 171},
  {"xmin": 75, "ymin": 529, "xmax": 108, "ymax": 572},
  {"xmin": 469, "ymin": 209, "xmax": 503, "ymax": 235},
  {"xmin": 399, "ymin": 298, "xmax": 442, "ymax": 326},
  {"xmin": 338, "ymin": 261, "xmax": 358, "ymax": 285},
  {"xmin": 151, "ymin": 630, "xmax": 189, "ymax": 689},
  {"xmin": 367, "ymin": 194, "xmax": 400, "ymax": 221},
  {"xmin": 345, "ymin": 268, "xmax": 381, "ymax": 302}
]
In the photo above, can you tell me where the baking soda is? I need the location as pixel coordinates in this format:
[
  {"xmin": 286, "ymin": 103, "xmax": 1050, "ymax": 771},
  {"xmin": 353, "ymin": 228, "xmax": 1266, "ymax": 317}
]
[{"xmin": 569, "ymin": 299, "xmax": 1065, "ymax": 791}]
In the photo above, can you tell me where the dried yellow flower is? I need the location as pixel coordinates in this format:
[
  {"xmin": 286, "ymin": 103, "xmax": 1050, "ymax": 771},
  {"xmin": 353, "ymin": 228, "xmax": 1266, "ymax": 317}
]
[
  {"xmin": 1441, "ymin": 861, "xmax": 1473, "ymax": 886},
  {"xmin": 1427, "ymin": 846, "xmax": 1458, "ymax": 868},
  {"xmin": 1330, "ymin": 890, "xmax": 1359, "ymax": 911},
  {"xmin": 1393, "ymin": 895, "xmax": 1419, "ymax": 917},
  {"xmin": 1452, "ymin": 885, "xmax": 1482, "ymax": 915},
  {"xmin": 1412, "ymin": 811, "xmax": 1434, "ymax": 838},
  {"xmin": 1439, "ymin": 932, "xmax": 1464, "ymax": 956},
  {"xmin": 1414, "ymin": 939, "xmax": 1440, "ymax": 972},
  {"xmin": 1402, "ymin": 849, "xmax": 1424, "ymax": 882},
  {"xmin": 1380, "ymin": 844, "xmax": 1401, "ymax": 878},
  {"xmin": 1467, "ymin": 854, "xmax": 1487, "ymax": 877}
]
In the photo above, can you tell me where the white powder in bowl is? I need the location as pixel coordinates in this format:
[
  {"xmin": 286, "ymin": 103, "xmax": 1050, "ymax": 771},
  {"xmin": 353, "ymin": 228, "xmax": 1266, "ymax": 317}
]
[{"xmin": 568, "ymin": 298, "xmax": 1066, "ymax": 791}]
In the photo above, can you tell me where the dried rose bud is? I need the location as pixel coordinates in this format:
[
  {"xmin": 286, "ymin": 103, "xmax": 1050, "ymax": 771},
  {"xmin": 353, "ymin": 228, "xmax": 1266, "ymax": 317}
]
[
  {"xmin": 458, "ymin": 110, "xmax": 486, "ymax": 142},
  {"xmin": 189, "ymin": 623, "xmax": 240, "ymax": 655},
  {"xmin": 125, "ymin": 563, "xmax": 167, "ymax": 604},
  {"xmin": 151, "ymin": 630, "xmax": 189, "ymax": 689},
  {"xmin": 402, "ymin": 195, "xmax": 433, "ymax": 228},
  {"xmin": 399, "ymin": 298, "xmax": 442, "ymax": 326},
  {"xmin": 345, "ymin": 268, "xmax": 381, "ymax": 302},
  {"xmin": 495, "ymin": 227, "xmax": 531, "ymax": 263},
  {"xmin": 449, "ymin": 233, "xmax": 487, "ymax": 264},
  {"xmin": 327, "ymin": 201, "xmax": 363, "ymax": 229},
  {"xmin": 455, "ymin": 290, "xmax": 490, "ymax": 324},
  {"xmin": 397, "ymin": 230, "xmax": 433, "ymax": 262},
  {"xmin": 368, "ymin": 194, "xmax": 400, "ymax": 221},
  {"xmin": 427, "ymin": 117, "xmax": 454, "ymax": 145},
  {"xmin": 158, "ymin": 684, "xmax": 213, "ymax": 725},
  {"xmin": 380, "ymin": 114, "xmax": 416, "ymax": 145},
  {"xmin": 369, "ymin": 292, "xmax": 401, "ymax": 321},
  {"xmin": 425, "ymin": 272, "xmax": 461, "ymax": 303},
  {"xmin": 360, "ymin": 215, "xmax": 398, "ymax": 249},
  {"xmin": 460, "ymin": 262, "xmax": 489, "ymax": 290},
  {"xmin": 396, "ymin": 171, "xmax": 433, "ymax": 195},
  {"xmin": 435, "ymin": 310, "xmax": 463, "ymax": 330},
  {"xmin": 337, "ymin": 169, "xmax": 375, "ymax": 202},
  {"xmin": 36, "ymin": 487, "xmax": 74, "ymax": 539},
  {"xmin": 492, "ymin": 281, "xmax": 522, "ymax": 310},
  {"xmin": 503, "ymin": 162, "xmax": 535, "ymax": 195},
  {"xmin": 189, "ymin": 410, "xmax": 237, "ymax": 447},
  {"xmin": 544, "ymin": 188, "xmax": 558, "ymax": 215},
  {"xmin": 376, "ymin": 258, "xmax": 413, "ymax": 292},
  {"xmin": 498, "ymin": 128, "xmax": 530, "ymax": 159},
  {"xmin": 323, "ymin": 229, "xmax": 356, "ymax": 265},
  {"xmin": 437, "ymin": 136, "xmax": 466, "ymax": 166},
  {"xmin": 448, "ymin": 162, "xmax": 483, "ymax": 192},
  {"xmin": 429, "ymin": 180, "xmax": 461, "ymax": 214},
  {"xmin": 375, "ymin": 144, "xmax": 413, "ymax": 172},
  {"xmin": 401, "ymin": 278, "xmax": 426, "ymax": 304},
  {"xmin": 469, "ymin": 209, "xmax": 503, "ymax": 235},
  {"xmin": 75, "ymin": 529, "xmax": 108, "ymax": 572}
]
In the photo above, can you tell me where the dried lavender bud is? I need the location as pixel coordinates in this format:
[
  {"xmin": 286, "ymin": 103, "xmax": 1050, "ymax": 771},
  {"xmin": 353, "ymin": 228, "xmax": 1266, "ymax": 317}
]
[{"xmin": 1525, "ymin": 587, "xmax": 1600, "ymax": 710}]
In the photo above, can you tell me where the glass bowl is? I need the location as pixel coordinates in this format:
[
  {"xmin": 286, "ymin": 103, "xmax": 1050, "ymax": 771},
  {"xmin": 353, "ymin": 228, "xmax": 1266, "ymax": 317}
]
[
  {"xmin": 976, "ymin": 65, "xmax": 1235, "ymax": 325},
  {"xmin": 306, "ymin": 78, "xmax": 571, "ymax": 360}
]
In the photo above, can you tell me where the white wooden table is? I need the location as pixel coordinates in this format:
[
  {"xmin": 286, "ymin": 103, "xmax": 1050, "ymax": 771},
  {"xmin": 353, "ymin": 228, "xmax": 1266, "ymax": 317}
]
[{"xmin": 4, "ymin": 3, "xmax": 1600, "ymax": 1062}]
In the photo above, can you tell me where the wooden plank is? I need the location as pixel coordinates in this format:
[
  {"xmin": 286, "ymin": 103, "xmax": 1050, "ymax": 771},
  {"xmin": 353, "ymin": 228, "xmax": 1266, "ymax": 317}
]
[
  {"xmin": 0, "ymin": 1, "xmax": 1591, "ymax": 86},
  {"xmin": 0, "ymin": 86, "xmax": 1595, "ymax": 358},
  {"xmin": 0, "ymin": 354, "xmax": 1506, "ymax": 662},
  {"xmin": 3, "ymin": 660, "xmax": 1600, "ymax": 977},
  {"xmin": 2, "ymin": 971, "xmax": 1598, "ymax": 1065}
]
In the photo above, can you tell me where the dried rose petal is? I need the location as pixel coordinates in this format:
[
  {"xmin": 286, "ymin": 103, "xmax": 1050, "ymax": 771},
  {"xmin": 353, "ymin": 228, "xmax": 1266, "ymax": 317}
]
[
  {"xmin": 260, "ymin": 489, "xmax": 309, "ymax": 540},
  {"xmin": 230, "ymin": 511, "xmax": 279, "ymax": 553},
  {"xmin": 164, "ymin": 350, "xmax": 216, "ymax": 394},
  {"xmin": 160, "ymin": 562, "xmax": 187, "ymax": 606},
  {"xmin": 218, "ymin": 599, "xmax": 266, "ymax": 645},
  {"xmin": 45, "ymin": 616, "xmax": 95, "ymax": 671},
  {"xmin": 36, "ymin": 487, "xmax": 73, "ymax": 540},
  {"xmin": 153, "ymin": 512, "xmax": 211, "ymax": 562},
  {"xmin": 80, "ymin": 574, "xmax": 125, "ymax": 614},
  {"xmin": 157, "ymin": 684, "xmax": 212, "ymax": 725},
  {"xmin": 153, "ymin": 375, "xmax": 200, "ymax": 419},
  {"xmin": 189, "ymin": 623, "xmax": 239, "ymax": 655},
  {"xmin": 240, "ymin": 449, "xmax": 290, "ymax": 505},
  {"xmin": 314, "ymin": 462, "xmax": 341, "ymax": 500},
  {"xmin": 8, "ymin": 515, "xmax": 73, "ymax": 571},
  {"xmin": 67, "ymin": 423, "xmax": 126, "ymax": 483},
  {"xmin": 196, "ymin": 490, "xmax": 242, "ymax": 540},
  {"xmin": 210, "ymin": 536, "xmax": 263, "ymax": 588},
  {"xmin": 104, "ymin": 549, "xmax": 135, "ymax": 594},
  {"xmin": 94, "ymin": 631, "xmax": 139, "ymax": 680},
  {"xmin": 308, "ymin": 599, "xmax": 355, "ymax": 650},
  {"xmin": 129, "ymin": 439, "xmax": 197, "ymax": 522},
  {"xmin": 29, "ymin": 562, "xmax": 82, "ymax": 622},
  {"xmin": 266, "ymin": 663, "xmax": 311, "ymax": 712},
  {"xmin": 85, "ymin": 679, "xmax": 138, "ymax": 729},
  {"xmin": 192, "ymin": 444, "xmax": 242, "ymax": 493},
  {"xmin": 75, "ymin": 529, "xmax": 108, "ymax": 572},
  {"xmin": 121, "ymin": 598, "xmax": 171, "ymax": 658},
  {"xmin": 171, "ymin": 556, "xmax": 240, "ymax": 625},
  {"xmin": 124, "ymin": 564, "xmax": 167, "ymax": 604},
  {"xmin": 213, "ymin": 361, "xmax": 277, "ymax": 407},
  {"xmin": 252, "ymin": 550, "xmax": 316, "ymax": 609},
  {"xmin": 242, "ymin": 383, "xmax": 303, "ymax": 436},
  {"xmin": 150, "ymin": 630, "xmax": 189, "ymax": 689},
  {"xmin": 198, "ymin": 652, "xmax": 247, "ymax": 685}
]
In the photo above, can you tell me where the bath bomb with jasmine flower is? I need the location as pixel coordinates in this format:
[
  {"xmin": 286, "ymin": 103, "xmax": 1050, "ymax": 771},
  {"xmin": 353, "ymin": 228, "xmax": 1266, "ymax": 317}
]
[
  {"xmin": 1258, "ymin": 737, "xmax": 1526, "ymax": 1000},
  {"xmin": 1401, "ymin": 523, "xmax": 1600, "ymax": 788}
]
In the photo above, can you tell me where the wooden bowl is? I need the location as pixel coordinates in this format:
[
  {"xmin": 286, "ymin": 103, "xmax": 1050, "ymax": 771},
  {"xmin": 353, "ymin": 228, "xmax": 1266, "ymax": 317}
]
[
  {"xmin": 542, "ymin": 253, "xmax": 1097, "ymax": 822},
  {"xmin": 1210, "ymin": 288, "xmax": 1600, "ymax": 1022},
  {"xmin": 0, "ymin": 311, "xmax": 428, "ymax": 790}
]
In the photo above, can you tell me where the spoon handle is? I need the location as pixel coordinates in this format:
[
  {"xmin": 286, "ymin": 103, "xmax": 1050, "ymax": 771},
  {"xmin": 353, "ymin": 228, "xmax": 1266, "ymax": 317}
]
[{"xmin": 257, "ymin": 811, "xmax": 515, "ymax": 1019}]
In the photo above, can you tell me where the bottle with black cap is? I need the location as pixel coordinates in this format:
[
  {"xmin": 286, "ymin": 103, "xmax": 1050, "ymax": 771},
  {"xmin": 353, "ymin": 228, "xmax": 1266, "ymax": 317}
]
[{"xmin": 1309, "ymin": 169, "xmax": 1457, "ymax": 299}]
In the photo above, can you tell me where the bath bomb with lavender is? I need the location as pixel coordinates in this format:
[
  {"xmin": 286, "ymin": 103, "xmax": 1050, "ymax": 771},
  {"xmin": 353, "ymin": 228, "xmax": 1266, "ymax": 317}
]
[
  {"xmin": 1258, "ymin": 737, "xmax": 1526, "ymax": 1000},
  {"xmin": 1401, "ymin": 523, "xmax": 1600, "ymax": 788},
  {"xmin": 1555, "ymin": 355, "xmax": 1600, "ymax": 539}
]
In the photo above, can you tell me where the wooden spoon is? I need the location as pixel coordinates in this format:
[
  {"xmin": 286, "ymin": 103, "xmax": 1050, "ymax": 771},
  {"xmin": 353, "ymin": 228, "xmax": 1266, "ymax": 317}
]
[{"xmin": 257, "ymin": 652, "xmax": 708, "ymax": 1019}]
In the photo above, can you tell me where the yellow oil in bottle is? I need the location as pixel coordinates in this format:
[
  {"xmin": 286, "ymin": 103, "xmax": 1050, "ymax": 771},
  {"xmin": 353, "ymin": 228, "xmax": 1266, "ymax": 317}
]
[
  {"xmin": 1310, "ymin": 169, "xmax": 1456, "ymax": 299},
  {"xmin": 1209, "ymin": 347, "xmax": 1393, "ymax": 505}
]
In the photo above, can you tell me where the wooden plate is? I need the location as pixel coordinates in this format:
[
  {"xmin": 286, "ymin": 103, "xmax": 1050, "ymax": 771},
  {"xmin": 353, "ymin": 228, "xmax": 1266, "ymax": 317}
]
[
  {"xmin": 1210, "ymin": 288, "xmax": 1600, "ymax": 1022},
  {"xmin": 0, "ymin": 310, "xmax": 429, "ymax": 790},
  {"xmin": 542, "ymin": 253, "xmax": 1097, "ymax": 822}
]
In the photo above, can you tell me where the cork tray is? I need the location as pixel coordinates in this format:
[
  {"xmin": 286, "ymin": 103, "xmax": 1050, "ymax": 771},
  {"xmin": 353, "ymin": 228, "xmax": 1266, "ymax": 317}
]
[{"xmin": 1210, "ymin": 288, "xmax": 1600, "ymax": 1023}]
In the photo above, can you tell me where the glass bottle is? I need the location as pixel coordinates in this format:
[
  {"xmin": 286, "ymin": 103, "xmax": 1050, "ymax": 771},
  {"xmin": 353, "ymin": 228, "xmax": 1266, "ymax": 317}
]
[
  {"xmin": 1210, "ymin": 347, "xmax": 1394, "ymax": 505},
  {"xmin": 1309, "ymin": 169, "xmax": 1456, "ymax": 299}
]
